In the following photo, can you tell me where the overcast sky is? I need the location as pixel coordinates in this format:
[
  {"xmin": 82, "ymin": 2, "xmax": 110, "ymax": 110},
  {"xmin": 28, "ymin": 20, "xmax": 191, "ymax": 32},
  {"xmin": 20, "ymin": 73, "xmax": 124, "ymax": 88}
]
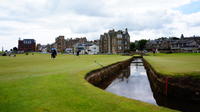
[{"xmin": 0, "ymin": 0, "xmax": 200, "ymax": 50}]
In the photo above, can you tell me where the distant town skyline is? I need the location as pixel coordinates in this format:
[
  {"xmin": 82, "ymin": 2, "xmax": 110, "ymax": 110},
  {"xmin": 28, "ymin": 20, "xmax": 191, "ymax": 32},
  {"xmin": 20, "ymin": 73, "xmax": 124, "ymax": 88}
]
[{"xmin": 0, "ymin": 0, "xmax": 200, "ymax": 50}]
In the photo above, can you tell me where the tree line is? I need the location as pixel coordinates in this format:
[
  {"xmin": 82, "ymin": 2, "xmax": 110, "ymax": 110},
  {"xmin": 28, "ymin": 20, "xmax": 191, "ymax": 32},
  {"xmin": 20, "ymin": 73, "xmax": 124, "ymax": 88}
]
[{"xmin": 130, "ymin": 39, "xmax": 148, "ymax": 51}]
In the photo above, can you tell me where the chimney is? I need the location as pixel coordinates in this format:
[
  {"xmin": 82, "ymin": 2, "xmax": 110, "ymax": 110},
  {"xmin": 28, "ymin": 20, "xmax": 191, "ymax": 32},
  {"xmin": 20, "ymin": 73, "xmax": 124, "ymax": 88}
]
[{"xmin": 125, "ymin": 28, "xmax": 128, "ymax": 33}]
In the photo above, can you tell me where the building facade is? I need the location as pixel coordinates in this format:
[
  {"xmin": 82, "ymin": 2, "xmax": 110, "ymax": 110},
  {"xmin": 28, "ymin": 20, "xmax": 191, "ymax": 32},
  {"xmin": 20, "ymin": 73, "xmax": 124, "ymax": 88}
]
[
  {"xmin": 42, "ymin": 36, "xmax": 99, "ymax": 54},
  {"xmin": 88, "ymin": 44, "xmax": 99, "ymax": 55},
  {"xmin": 146, "ymin": 35, "xmax": 200, "ymax": 52},
  {"xmin": 18, "ymin": 39, "xmax": 36, "ymax": 52},
  {"xmin": 36, "ymin": 44, "xmax": 42, "ymax": 52},
  {"xmin": 99, "ymin": 29, "xmax": 130, "ymax": 54},
  {"xmin": 55, "ymin": 36, "xmax": 66, "ymax": 52},
  {"xmin": 65, "ymin": 37, "xmax": 87, "ymax": 49},
  {"xmin": 36, "ymin": 44, "xmax": 48, "ymax": 53}
]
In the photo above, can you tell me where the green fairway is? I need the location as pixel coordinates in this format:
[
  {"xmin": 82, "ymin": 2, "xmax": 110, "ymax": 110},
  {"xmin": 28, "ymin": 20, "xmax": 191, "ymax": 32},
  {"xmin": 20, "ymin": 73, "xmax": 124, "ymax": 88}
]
[
  {"xmin": 0, "ymin": 54, "xmax": 177, "ymax": 112},
  {"xmin": 144, "ymin": 53, "xmax": 200, "ymax": 78}
]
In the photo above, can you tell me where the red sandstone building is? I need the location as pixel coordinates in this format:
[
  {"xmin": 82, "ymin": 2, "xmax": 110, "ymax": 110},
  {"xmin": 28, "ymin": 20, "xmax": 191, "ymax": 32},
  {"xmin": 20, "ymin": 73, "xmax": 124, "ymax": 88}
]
[{"xmin": 18, "ymin": 39, "xmax": 36, "ymax": 52}]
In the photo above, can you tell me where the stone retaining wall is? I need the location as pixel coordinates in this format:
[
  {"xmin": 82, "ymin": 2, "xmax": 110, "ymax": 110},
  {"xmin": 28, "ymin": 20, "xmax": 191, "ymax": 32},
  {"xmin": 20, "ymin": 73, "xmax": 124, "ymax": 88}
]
[
  {"xmin": 85, "ymin": 57, "xmax": 133, "ymax": 89},
  {"xmin": 143, "ymin": 59, "xmax": 200, "ymax": 112}
]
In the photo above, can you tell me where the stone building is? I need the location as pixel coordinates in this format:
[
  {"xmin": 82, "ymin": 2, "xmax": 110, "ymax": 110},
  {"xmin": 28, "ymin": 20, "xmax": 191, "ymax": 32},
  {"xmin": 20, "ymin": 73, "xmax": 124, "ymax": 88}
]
[
  {"xmin": 18, "ymin": 39, "xmax": 36, "ymax": 52},
  {"xmin": 146, "ymin": 37, "xmax": 171, "ymax": 50},
  {"xmin": 65, "ymin": 37, "xmax": 87, "ymax": 49},
  {"xmin": 146, "ymin": 35, "xmax": 200, "ymax": 52},
  {"xmin": 99, "ymin": 28, "xmax": 130, "ymax": 54},
  {"xmin": 65, "ymin": 37, "xmax": 87, "ymax": 54},
  {"xmin": 50, "ymin": 36, "xmax": 100, "ymax": 54},
  {"xmin": 55, "ymin": 36, "xmax": 66, "ymax": 52},
  {"xmin": 53, "ymin": 36, "xmax": 89, "ymax": 53},
  {"xmin": 36, "ymin": 44, "xmax": 49, "ymax": 53},
  {"xmin": 36, "ymin": 44, "xmax": 42, "ymax": 52}
]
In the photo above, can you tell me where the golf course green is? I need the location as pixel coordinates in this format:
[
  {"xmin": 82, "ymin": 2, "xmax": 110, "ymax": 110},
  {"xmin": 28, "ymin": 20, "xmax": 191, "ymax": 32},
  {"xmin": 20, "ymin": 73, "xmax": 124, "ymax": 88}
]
[
  {"xmin": 0, "ymin": 54, "xmax": 178, "ymax": 112},
  {"xmin": 144, "ymin": 53, "xmax": 200, "ymax": 78}
]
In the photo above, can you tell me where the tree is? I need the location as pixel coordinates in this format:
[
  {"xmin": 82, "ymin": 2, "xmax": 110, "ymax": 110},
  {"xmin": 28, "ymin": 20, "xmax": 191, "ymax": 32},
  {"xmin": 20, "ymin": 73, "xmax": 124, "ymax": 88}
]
[
  {"xmin": 13, "ymin": 47, "xmax": 18, "ymax": 53},
  {"xmin": 136, "ymin": 39, "xmax": 148, "ymax": 50},
  {"xmin": 130, "ymin": 42, "xmax": 136, "ymax": 51},
  {"xmin": 13, "ymin": 47, "xmax": 18, "ymax": 51}
]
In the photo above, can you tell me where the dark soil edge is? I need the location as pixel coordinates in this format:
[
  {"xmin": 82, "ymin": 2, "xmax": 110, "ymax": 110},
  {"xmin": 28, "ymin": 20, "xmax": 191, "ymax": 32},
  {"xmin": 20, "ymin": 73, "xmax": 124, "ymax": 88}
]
[
  {"xmin": 85, "ymin": 57, "xmax": 133, "ymax": 89},
  {"xmin": 143, "ymin": 59, "xmax": 200, "ymax": 101}
]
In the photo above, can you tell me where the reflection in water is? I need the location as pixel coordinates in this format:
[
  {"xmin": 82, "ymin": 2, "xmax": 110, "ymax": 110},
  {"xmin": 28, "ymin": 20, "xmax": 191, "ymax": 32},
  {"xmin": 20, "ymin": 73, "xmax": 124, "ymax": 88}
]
[
  {"xmin": 97, "ymin": 58, "xmax": 199, "ymax": 112},
  {"xmin": 105, "ymin": 58, "xmax": 157, "ymax": 105}
]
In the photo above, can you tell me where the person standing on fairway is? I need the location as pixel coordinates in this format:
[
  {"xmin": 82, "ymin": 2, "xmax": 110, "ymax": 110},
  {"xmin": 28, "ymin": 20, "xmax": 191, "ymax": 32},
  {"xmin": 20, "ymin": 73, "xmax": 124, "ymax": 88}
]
[
  {"xmin": 51, "ymin": 48, "xmax": 57, "ymax": 59},
  {"xmin": 76, "ymin": 50, "xmax": 80, "ymax": 56}
]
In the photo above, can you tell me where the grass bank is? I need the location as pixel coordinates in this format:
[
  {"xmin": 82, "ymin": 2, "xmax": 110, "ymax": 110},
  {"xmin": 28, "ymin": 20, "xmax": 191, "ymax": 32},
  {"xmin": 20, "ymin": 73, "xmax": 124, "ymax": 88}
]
[
  {"xmin": 144, "ymin": 53, "xmax": 200, "ymax": 78},
  {"xmin": 0, "ymin": 54, "xmax": 178, "ymax": 112}
]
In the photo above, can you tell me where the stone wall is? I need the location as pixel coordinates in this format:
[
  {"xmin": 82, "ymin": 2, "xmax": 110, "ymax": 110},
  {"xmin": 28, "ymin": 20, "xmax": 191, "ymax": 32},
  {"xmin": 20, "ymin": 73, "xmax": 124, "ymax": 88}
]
[
  {"xmin": 143, "ymin": 59, "xmax": 200, "ymax": 112},
  {"xmin": 85, "ymin": 57, "xmax": 133, "ymax": 89}
]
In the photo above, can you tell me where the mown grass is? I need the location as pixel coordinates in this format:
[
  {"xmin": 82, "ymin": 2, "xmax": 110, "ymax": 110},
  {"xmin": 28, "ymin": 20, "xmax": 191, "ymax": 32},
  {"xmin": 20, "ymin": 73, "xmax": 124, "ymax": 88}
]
[
  {"xmin": 144, "ymin": 53, "xmax": 200, "ymax": 78},
  {"xmin": 0, "ymin": 54, "xmax": 178, "ymax": 112},
  {"xmin": 133, "ymin": 54, "xmax": 142, "ymax": 57}
]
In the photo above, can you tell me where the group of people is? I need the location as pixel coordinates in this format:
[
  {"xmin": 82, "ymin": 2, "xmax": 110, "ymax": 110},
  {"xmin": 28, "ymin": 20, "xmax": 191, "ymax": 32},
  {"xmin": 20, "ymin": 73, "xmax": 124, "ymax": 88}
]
[
  {"xmin": 1, "ymin": 51, "xmax": 16, "ymax": 57},
  {"xmin": 1, "ymin": 48, "xmax": 81, "ymax": 58},
  {"xmin": 51, "ymin": 49, "xmax": 82, "ymax": 59}
]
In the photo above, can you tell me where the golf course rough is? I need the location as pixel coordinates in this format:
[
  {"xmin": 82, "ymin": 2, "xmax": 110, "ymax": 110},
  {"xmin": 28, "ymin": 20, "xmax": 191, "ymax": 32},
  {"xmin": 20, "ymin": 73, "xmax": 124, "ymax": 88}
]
[{"xmin": 0, "ymin": 54, "xmax": 178, "ymax": 112}]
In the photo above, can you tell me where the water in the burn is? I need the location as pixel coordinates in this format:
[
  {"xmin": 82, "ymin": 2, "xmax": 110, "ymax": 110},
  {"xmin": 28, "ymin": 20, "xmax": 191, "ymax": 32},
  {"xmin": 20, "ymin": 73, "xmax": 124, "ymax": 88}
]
[{"xmin": 105, "ymin": 58, "xmax": 157, "ymax": 105}]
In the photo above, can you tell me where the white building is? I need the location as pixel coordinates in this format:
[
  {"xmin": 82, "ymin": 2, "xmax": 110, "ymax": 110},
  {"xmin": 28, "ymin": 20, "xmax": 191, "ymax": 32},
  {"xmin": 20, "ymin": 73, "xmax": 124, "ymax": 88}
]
[
  {"xmin": 88, "ymin": 45, "xmax": 99, "ymax": 55},
  {"xmin": 73, "ymin": 43, "xmax": 86, "ymax": 55},
  {"xmin": 65, "ymin": 48, "xmax": 73, "ymax": 54}
]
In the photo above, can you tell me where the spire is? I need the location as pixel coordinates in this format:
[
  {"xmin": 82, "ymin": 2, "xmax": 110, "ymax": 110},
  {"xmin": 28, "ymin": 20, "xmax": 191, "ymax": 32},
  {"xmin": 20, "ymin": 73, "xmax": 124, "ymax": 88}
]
[{"xmin": 181, "ymin": 34, "xmax": 184, "ymax": 39}]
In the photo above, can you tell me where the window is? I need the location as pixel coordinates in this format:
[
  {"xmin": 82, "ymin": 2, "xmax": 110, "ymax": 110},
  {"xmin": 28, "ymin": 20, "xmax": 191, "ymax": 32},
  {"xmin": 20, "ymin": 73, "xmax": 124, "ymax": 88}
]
[
  {"xmin": 118, "ymin": 40, "xmax": 122, "ymax": 44},
  {"xmin": 117, "ymin": 34, "xmax": 122, "ymax": 38}
]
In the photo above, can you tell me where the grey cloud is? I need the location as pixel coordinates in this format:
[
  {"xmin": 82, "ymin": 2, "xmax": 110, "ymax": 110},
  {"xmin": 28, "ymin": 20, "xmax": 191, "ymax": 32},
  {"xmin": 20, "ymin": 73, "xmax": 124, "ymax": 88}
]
[
  {"xmin": 0, "ymin": 0, "xmax": 200, "ymax": 50},
  {"xmin": 107, "ymin": 10, "xmax": 174, "ymax": 32},
  {"xmin": 187, "ymin": 21, "xmax": 200, "ymax": 27},
  {"xmin": 55, "ymin": 0, "xmax": 109, "ymax": 17}
]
